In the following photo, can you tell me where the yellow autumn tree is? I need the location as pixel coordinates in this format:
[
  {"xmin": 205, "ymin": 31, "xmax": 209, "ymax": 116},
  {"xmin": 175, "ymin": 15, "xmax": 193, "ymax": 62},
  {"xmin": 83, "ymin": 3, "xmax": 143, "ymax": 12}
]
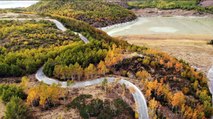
[
  {"xmin": 149, "ymin": 98, "xmax": 159, "ymax": 119},
  {"xmin": 84, "ymin": 64, "xmax": 97, "ymax": 79},
  {"xmin": 136, "ymin": 70, "xmax": 151, "ymax": 80},
  {"xmin": 105, "ymin": 44, "xmax": 123, "ymax": 67},
  {"xmin": 73, "ymin": 62, "xmax": 83, "ymax": 80},
  {"xmin": 27, "ymin": 86, "xmax": 39, "ymax": 106},
  {"xmin": 20, "ymin": 76, "xmax": 30, "ymax": 90},
  {"xmin": 27, "ymin": 83, "xmax": 64, "ymax": 108},
  {"xmin": 97, "ymin": 60, "xmax": 109, "ymax": 76}
]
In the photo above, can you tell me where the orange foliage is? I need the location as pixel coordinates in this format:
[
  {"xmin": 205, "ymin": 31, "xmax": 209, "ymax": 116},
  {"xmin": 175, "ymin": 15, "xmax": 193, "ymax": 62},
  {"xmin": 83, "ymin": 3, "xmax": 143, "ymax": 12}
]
[
  {"xmin": 136, "ymin": 70, "xmax": 151, "ymax": 80},
  {"xmin": 165, "ymin": 61, "xmax": 173, "ymax": 68},
  {"xmin": 97, "ymin": 60, "xmax": 109, "ymax": 75},
  {"xmin": 105, "ymin": 44, "xmax": 124, "ymax": 67},
  {"xmin": 175, "ymin": 62, "xmax": 183, "ymax": 72},
  {"xmin": 171, "ymin": 91, "xmax": 185, "ymax": 108},
  {"xmin": 27, "ymin": 83, "xmax": 64, "ymax": 107}
]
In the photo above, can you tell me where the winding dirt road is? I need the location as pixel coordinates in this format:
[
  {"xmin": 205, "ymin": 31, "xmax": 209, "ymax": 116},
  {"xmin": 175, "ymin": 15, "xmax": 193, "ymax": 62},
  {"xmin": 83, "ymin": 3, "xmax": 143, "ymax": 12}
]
[{"xmin": 0, "ymin": 14, "xmax": 149, "ymax": 119}]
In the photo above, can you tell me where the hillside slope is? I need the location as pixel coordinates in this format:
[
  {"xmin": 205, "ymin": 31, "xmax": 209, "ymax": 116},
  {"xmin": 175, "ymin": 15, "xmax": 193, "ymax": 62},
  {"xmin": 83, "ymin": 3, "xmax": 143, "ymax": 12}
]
[
  {"xmin": 28, "ymin": 0, "xmax": 136, "ymax": 27},
  {"xmin": 128, "ymin": 0, "xmax": 213, "ymax": 14}
]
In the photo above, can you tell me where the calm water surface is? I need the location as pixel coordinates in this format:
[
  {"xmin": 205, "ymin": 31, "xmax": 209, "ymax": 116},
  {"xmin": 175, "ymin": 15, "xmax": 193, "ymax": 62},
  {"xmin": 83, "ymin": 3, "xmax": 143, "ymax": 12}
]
[
  {"xmin": 0, "ymin": 1, "xmax": 38, "ymax": 9},
  {"xmin": 103, "ymin": 16, "xmax": 213, "ymax": 36}
]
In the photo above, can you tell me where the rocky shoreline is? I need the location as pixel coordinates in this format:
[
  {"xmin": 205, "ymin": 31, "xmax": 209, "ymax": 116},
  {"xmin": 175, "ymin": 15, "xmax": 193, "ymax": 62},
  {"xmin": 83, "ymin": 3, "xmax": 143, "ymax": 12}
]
[{"xmin": 132, "ymin": 8, "xmax": 213, "ymax": 17}]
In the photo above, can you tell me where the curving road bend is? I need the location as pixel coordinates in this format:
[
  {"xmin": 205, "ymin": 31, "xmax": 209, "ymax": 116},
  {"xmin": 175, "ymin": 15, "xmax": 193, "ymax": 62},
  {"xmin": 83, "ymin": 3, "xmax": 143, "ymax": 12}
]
[
  {"xmin": 35, "ymin": 67, "xmax": 149, "ymax": 119},
  {"xmin": 207, "ymin": 66, "xmax": 213, "ymax": 103},
  {"xmin": 0, "ymin": 18, "xmax": 89, "ymax": 44},
  {"xmin": 0, "ymin": 15, "xmax": 149, "ymax": 119}
]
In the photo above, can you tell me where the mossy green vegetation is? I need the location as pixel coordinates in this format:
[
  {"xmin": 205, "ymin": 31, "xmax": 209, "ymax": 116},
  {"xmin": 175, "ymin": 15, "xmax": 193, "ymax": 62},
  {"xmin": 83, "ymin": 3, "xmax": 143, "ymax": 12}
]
[
  {"xmin": 28, "ymin": 0, "xmax": 136, "ymax": 27},
  {"xmin": 128, "ymin": 0, "xmax": 213, "ymax": 14}
]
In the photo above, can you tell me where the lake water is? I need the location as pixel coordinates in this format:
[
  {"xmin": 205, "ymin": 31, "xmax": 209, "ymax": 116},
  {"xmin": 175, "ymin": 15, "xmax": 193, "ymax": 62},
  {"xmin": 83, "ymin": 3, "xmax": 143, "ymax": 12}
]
[
  {"xmin": 103, "ymin": 16, "xmax": 213, "ymax": 36},
  {"xmin": 0, "ymin": 1, "xmax": 38, "ymax": 9}
]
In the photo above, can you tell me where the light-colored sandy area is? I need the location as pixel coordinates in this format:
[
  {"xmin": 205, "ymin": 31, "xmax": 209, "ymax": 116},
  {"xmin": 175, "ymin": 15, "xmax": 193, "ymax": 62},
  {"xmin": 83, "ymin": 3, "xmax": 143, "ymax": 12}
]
[{"xmin": 119, "ymin": 35, "xmax": 213, "ymax": 73}]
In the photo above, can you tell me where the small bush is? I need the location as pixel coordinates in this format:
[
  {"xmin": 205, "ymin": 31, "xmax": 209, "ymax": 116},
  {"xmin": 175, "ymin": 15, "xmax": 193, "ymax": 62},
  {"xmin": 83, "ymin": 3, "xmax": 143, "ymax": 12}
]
[
  {"xmin": 68, "ymin": 95, "xmax": 134, "ymax": 119},
  {"xmin": 5, "ymin": 96, "xmax": 30, "ymax": 119},
  {"xmin": 208, "ymin": 40, "xmax": 213, "ymax": 45},
  {"xmin": 67, "ymin": 94, "xmax": 92, "ymax": 109},
  {"xmin": 0, "ymin": 84, "xmax": 26, "ymax": 103}
]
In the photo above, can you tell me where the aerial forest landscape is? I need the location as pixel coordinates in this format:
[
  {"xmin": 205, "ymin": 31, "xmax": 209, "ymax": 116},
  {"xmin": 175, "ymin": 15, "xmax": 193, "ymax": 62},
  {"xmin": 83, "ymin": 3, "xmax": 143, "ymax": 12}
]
[{"xmin": 0, "ymin": 0, "xmax": 212, "ymax": 119}]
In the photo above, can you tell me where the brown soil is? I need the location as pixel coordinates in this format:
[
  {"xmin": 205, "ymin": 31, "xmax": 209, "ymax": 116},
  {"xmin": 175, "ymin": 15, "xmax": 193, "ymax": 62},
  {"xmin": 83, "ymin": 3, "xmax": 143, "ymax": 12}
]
[
  {"xmin": 0, "ymin": 77, "xmax": 21, "ymax": 84},
  {"xmin": 32, "ymin": 105, "xmax": 80, "ymax": 119},
  {"xmin": 132, "ymin": 8, "xmax": 213, "ymax": 17}
]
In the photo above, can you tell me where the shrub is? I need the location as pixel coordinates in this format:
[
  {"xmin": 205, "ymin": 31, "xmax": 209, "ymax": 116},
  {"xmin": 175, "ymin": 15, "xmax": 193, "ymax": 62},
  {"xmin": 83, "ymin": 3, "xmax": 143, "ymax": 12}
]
[
  {"xmin": 208, "ymin": 40, "xmax": 213, "ymax": 45},
  {"xmin": 0, "ymin": 84, "xmax": 26, "ymax": 103},
  {"xmin": 67, "ymin": 94, "xmax": 92, "ymax": 109},
  {"xmin": 136, "ymin": 70, "xmax": 151, "ymax": 80},
  {"xmin": 68, "ymin": 95, "xmax": 134, "ymax": 119},
  {"xmin": 5, "ymin": 96, "xmax": 30, "ymax": 119},
  {"xmin": 43, "ymin": 59, "xmax": 55, "ymax": 77}
]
